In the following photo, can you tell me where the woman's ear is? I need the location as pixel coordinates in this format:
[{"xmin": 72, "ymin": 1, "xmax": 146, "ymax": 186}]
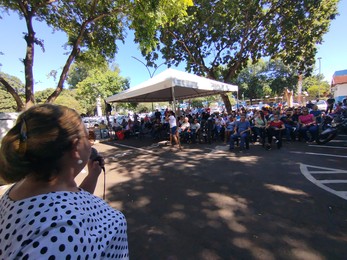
[{"xmin": 71, "ymin": 138, "xmax": 81, "ymax": 159}]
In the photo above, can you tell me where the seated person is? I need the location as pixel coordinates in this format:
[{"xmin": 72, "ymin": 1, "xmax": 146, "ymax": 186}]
[
  {"xmin": 179, "ymin": 117, "xmax": 191, "ymax": 141},
  {"xmin": 229, "ymin": 114, "xmax": 251, "ymax": 151},
  {"xmin": 112, "ymin": 118, "xmax": 122, "ymax": 132},
  {"xmin": 99, "ymin": 120, "xmax": 108, "ymax": 129},
  {"xmin": 224, "ymin": 116, "xmax": 236, "ymax": 144},
  {"xmin": 98, "ymin": 120, "xmax": 109, "ymax": 139},
  {"xmin": 265, "ymin": 114, "xmax": 285, "ymax": 150},
  {"xmin": 281, "ymin": 109, "xmax": 298, "ymax": 142},
  {"xmin": 214, "ymin": 114, "xmax": 226, "ymax": 141},
  {"xmin": 310, "ymin": 105, "xmax": 322, "ymax": 124},
  {"xmin": 121, "ymin": 118, "xmax": 128, "ymax": 129},
  {"xmin": 151, "ymin": 118, "xmax": 162, "ymax": 140},
  {"xmin": 251, "ymin": 111, "xmax": 267, "ymax": 144},
  {"xmin": 298, "ymin": 108, "xmax": 318, "ymax": 143},
  {"xmin": 123, "ymin": 119, "xmax": 134, "ymax": 138},
  {"xmin": 190, "ymin": 118, "xmax": 201, "ymax": 143}
]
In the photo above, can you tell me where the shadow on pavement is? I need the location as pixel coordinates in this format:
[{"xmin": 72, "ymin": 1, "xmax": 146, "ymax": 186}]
[{"xmin": 95, "ymin": 137, "xmax": 347, "ymax": 260}]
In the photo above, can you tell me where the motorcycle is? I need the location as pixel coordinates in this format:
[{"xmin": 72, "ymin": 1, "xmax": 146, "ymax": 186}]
[{"xmin": 316, "ymin": 114, "xmax": 347, "ymax": 144}]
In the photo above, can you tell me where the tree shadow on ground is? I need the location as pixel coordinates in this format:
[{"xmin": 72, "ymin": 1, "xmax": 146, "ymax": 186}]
[{"xmin": 98, "ymin": 139, "xmax": 347, "ymax": 260}]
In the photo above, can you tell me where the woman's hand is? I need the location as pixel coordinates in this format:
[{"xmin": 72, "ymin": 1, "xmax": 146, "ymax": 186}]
[{"xmin": 87, "ymin": 156, "xmax": 105, "ymax": 176}]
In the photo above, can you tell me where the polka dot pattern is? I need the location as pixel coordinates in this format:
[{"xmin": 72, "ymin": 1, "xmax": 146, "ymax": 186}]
[{"xmin": 0, "ymin": 189, "xmax": 128, "ymax": 259}]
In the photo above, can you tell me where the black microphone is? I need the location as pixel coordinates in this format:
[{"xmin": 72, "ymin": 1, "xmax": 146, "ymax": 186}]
[{"xmin": 89, "ymin": 147, "xmax": 105, "ymax": 172}]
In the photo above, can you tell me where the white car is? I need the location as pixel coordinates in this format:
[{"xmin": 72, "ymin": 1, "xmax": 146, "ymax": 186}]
[{"xmin": 315, "ymin": 100, "xmax": 327, "ymax": 111}]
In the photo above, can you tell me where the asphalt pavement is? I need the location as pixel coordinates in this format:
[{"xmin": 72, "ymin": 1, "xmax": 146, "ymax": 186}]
[
  {"xmin": 84, "ymin": 134, "xmax": 347, "ymax": 260},
  {"xmin": 1, "ymin": 134, "xmax": 346, "ymax": 259}
]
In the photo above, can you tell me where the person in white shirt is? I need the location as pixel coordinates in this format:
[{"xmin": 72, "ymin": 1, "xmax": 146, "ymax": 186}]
[
  {"xmin": 214, "ymin": 114, "xmax": 226, "ymax": 141},
  {"xmin": 166, "ymin": 111, "xmax": 182, "ymax": 149}
]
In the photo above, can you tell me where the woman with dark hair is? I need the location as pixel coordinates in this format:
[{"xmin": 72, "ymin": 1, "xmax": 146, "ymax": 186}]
[
  {"xmin": 298, "ymin": 107, "xmax": 318, "ymax": 143},
  {"xmin": 265, "ymin": 114, "xmax": 285, "ymax": 150},
  {"xmin": 252, "ymin": 111, "xmax": 267, "ymax": 144},
  {"xmin": 0, "ymin": 104, "xmax": 128, "ymax": 259}
]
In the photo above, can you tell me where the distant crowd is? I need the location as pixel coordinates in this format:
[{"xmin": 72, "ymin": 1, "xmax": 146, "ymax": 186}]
[{"xmin": 93, "ymin": 97, "xmax": 347, "ymax": 151}]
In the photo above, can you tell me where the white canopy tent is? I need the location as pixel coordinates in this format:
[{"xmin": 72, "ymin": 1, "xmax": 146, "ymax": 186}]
[{"xmin": 106, "ymin": 69, "xmax": 238, "ymax": 110}]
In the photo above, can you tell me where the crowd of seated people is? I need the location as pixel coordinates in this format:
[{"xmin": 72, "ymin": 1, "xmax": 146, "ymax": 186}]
[{"xmin": 96, "ymin": 98, "xmax": 346, "ymax": 147}]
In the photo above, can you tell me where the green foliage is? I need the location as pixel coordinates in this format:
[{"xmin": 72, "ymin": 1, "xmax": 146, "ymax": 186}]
[
  {"xmin": 131, "ymin": 0, "xmax": 193, "ymax": 54},
  {"xmin": 76, "ymin": 67, "xmax": 129, "ymax": 114},
  {"xmin": 55, "ymin": 90, "xmax": 85, "ymax": 113},
  {"xmin": 0, "ymin": 72, "xmax": 24, "ymax": 112},
  {"xmin": 302, "ymin": 74, "xmax": 330, "ymax": 100},
  {"xmin": 190, "ymin": 99, "xmax": 205, "ymax": 108},
  {"xmin": 266, "ymin": 60, "xmax": 299, "ymax": 95},
  {"xmin": 136, "ymin": 103, "xmax": 152, "ymax": 113},
  {"xmin": 0, "ymin": 0, "xmax": 192, "ymax": 109},
  {"xmin": 67, "ymin": 57, "xmax": 109, "ymax": 89},
  {"xmin": 35, "ymin": 88, "xmax": 85, "ymax": 113},
  {"xmin": 147, "ymin": 0, "xmax": 338, "ymax": 84},
  {"xmin": 0, "ymin": 88, "xmax": 18, "ymax": 112},
  {"xmin": 235, "ymin": 59, "xmax": 299, "ymax": 102},
  {"xmin": 236, "ymin": 60, "xmax": 268, "ymax": 102}
]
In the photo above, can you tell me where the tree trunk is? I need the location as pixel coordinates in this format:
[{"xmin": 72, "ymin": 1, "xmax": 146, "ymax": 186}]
[
  {"xmin": 46, "ymin": 20, "xmax": 90, "ymax": 104},
  {"xmin": 220, "ymin": 93, "xmax": 232, "ymax": 113},
  {"xmin": 23, "ymin": 10, "xmax": 36, "ymax": 109}
]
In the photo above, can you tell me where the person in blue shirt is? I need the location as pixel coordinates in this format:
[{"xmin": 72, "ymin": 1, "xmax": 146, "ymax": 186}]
[{"xmin": 229, "ymin": 114, "xmax": 251, "ymax": 151}]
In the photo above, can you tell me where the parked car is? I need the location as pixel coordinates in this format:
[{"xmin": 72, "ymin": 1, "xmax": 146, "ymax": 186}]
[
  {"xmin": 315, "ymin": 100, "xmax": 327, "ymax": 111},
  {"xmin": 247, "ymin": 104, "xmax": 260, "ymax": 110}
]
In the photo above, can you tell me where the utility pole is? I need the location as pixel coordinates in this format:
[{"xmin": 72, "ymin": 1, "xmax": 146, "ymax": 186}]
[{"xmin": 318, "ymin": 57, "xmax": 322, "ymax": 99}]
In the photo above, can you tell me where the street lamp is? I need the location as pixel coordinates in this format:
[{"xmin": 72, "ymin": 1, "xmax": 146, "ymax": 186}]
[
  {"xmin": 131, "ymin": 56, "xmax": 167, "ymax": 79},
  {"xmin": 318, "ymin": 57, "xmax": 322, "ymax": 75},
  {"xmin": 318, "ymin": 57, "xmax": 322, "ymax": 99},
  {"xmin": 131, "ymin": 56, "xmax": 168, "ymax": 111}
]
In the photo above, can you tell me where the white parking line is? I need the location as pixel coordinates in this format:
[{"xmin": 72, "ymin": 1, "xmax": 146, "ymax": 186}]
[
  {"xmin": 309, "ymin": 144, "xmax": 347, "ymax": 149},
  {"xmin": 291, "ymin": 151, "xmax": 347, "ymax": 158},
  {"xmin": 112, "ymin": 143, "xmax": 157, "ymax": 154},
  {"xmin": 320, "ymin": 180, "xmax": 347, "ymax": 184},
  {"xmin": 300, "ymin": 163, "xmax": 347, "ymax": 201}
]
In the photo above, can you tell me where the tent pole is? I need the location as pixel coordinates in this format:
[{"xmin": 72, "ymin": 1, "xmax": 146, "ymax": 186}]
[{"xmin": 171, "ymin": 86, "xmax": 176, "ymax": 115}]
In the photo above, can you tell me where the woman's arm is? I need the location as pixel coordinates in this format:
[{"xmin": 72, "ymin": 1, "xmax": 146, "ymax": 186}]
[{"xmin": 79, "ymin": 159, "xmax": 104, "ymax": 194}]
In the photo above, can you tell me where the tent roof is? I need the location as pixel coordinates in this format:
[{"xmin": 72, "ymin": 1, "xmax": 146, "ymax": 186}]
[{"xmin": 106, "ymin": 68, "xmax": 238, "ymax": 103}]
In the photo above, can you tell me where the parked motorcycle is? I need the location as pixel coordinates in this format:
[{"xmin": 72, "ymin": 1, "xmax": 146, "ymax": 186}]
[{"xmin": 316, "ymin": 114, "xmax": 347, "ymax": 144}]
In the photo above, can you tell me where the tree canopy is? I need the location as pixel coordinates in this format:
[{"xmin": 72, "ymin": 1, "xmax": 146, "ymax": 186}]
[
  {"xmin": 145, "ymin": 0, "xmax": 339, "ymax": 112},
  {"xmin": 0, "ymin": 0, "xmax": 193, "ymax": 111},
  {"xmin": 76, "ymin": 65, "xmax": 129, "ymax": 115}
]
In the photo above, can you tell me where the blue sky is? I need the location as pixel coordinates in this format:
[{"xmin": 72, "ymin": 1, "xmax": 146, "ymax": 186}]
[{"xmin": 0, "ymin": 0, "xmax": 346, "ymax": 92}]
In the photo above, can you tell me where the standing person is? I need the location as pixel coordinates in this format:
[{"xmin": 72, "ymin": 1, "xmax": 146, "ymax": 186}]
[
  {"xmin": 166, "ymin": 111, "xmax": 182, "ymax": 149},
  {"xmin": 326, "ymin": 95, "xmax": 335, "ymax": 114},
  {"xmin": 0, "ymin": 104, "xmax": 129, "ymax": 259}
]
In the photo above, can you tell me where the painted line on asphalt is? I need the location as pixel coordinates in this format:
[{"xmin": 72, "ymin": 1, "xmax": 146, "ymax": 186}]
[
  {"xmin": 320, "ymin": 180, "xmax": 347, "ymax": 184},
  {"xmin": 291, "ymin": 151, "xmax": 347, "ymax": 158},
  {"xmin": 309, "ymin": 144, "xmax": 347, "ymax": 149},
  {"xmin": 110, "ymin": 143, "xmax": 159, "ymax": 155},
  {"xmin": 300, "ymin": 163, "xmax": 347, "ymax": 201}
]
